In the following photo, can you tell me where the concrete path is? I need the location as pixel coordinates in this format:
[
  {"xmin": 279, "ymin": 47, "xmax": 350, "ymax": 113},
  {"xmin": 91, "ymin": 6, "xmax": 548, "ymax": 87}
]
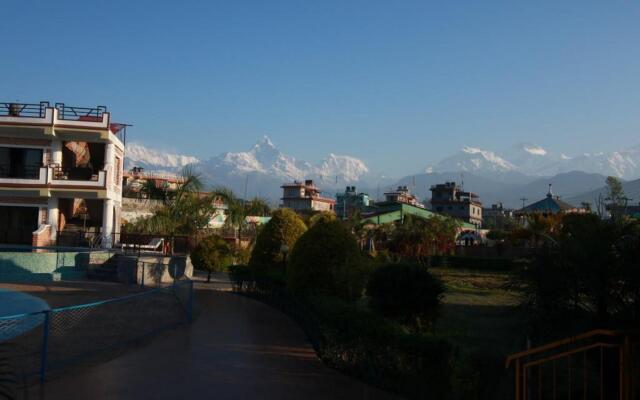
[{"xmin": 34, "ymin": 284, "xmax": 398, "ymax": 400}]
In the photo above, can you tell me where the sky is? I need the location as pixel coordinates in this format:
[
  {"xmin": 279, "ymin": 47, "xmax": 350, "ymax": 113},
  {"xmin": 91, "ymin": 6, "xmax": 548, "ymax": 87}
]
[{"xmin": 2, "ymin": 1, "xmax": 640, "ymax": 176}]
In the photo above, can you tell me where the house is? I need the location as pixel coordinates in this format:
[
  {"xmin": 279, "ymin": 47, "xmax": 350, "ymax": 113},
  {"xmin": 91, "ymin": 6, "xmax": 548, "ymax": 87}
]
[
  {"xmin": 122, "ymin": 167, "xmax": 185, "ymax": 198},
  {"xmin": 429, "ymin": 182, "xmax": 483, "ymax": 227},
  {"xmin": 0, "ymin": 101, "xmax": 127, "ymax": 248},
  {"xmin": 335, "ymin": 186, "xmax": 370, "ymax": 219},
  {"xmin": 483, "ymin": 202, "xmax": 515, "ymax": 229},
  {"xmin": 383, "ymin": 185, "xmax": 424, "ymax": 208},
  {"xmin": 515, "ymin": 184, "xmax": 583, "ymax": 219},
  {"xmin": 281, "ymin": 179, "xmax": 336, "ymax": 212}
]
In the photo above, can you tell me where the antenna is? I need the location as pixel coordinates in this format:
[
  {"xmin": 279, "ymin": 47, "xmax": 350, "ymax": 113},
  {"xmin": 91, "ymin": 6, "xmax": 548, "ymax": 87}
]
[{"xmin": 520, "ymin": 197, "xmax": 528, "ymax": 209}]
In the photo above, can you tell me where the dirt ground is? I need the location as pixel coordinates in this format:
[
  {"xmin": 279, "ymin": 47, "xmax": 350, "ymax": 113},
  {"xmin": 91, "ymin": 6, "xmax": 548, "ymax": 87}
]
[{"xmin": 0, "ymin": 280, "xmax": 148, "ymax": 308}]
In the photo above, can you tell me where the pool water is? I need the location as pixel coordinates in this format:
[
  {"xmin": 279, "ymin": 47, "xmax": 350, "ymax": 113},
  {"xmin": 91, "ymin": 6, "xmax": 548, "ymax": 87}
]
[{"xmin": 0, "ymin": 288, "xmax": 50, "ymax": 341}]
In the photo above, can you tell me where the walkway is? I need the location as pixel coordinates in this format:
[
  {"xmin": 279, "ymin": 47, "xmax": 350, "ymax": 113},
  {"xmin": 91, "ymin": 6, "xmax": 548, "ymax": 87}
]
[{"xmin": 33, "ymin": 283, "xmax": 398, "ymax": 400}]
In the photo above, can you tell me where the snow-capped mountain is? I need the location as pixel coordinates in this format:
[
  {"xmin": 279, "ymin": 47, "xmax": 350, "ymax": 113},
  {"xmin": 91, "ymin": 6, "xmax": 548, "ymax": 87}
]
[
  {"xmin": 125, "ymin": 136, "xmax": 374, "ymax": 202},
  {"xmin": 428, "ymin": 143, "xmax": 640, "ymax": 180},
  {"xmin": 427, "ymin": 146, "xmax": 516, "ymax": 174},
  {"xmin": 125, "ymin": 142, "xmax": 199, "ymax": 172}
]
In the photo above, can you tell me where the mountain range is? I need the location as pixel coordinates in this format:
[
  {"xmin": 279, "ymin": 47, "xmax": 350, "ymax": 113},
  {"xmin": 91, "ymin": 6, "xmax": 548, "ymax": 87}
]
[{"xmin": 124, "ymin": 137, "xmax": 640, "ymax": 209}]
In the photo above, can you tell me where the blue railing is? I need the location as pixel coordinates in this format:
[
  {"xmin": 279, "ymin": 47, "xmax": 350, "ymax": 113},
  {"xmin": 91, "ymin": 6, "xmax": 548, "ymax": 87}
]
[{"xmin": 0, "ymin": 280, "xmax": 194, "ymax": 385}]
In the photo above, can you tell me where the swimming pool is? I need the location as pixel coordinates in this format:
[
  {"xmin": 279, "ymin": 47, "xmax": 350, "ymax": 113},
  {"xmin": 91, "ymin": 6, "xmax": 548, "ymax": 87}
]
[{"xmin": 0, "ymin": 288, "xmax": 50, "ymax": 341}]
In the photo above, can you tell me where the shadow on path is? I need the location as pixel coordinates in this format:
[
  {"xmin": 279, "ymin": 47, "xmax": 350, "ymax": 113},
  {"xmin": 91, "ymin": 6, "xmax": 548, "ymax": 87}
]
[{"xmin": 29, "ymin": 284, "xmax": 398, "ymax": 400}]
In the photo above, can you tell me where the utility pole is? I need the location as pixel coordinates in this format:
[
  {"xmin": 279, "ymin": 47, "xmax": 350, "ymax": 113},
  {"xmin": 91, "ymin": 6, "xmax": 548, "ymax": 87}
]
[{"xmin": 520, "ymin": 197, "xmax": 527, "ymax": 210}]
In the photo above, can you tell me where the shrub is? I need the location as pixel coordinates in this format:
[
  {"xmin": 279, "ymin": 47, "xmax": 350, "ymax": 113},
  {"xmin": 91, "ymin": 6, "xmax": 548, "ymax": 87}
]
[
  {"xmin": 308, "ymin": 295, "xmax": 453, "ymax": 399},
  {"xmin": 308, "ymin": 211, "xmax": 336, "ymax": 227},
  {"xmin": 287, "ymin": 220, "xmax": 367, "ymax": 301},
  {"xmin": 367, "ymin": 263, "xmax": 444, "ymax": 331},
  {"xmin": 249, "ymin": 208, "xmax": 307, "ymax": 272},
  {"xmin": 228, "ymin": 264, "xmax": 251, "ymax": 290},
  {"xmin": 190, "ymin": 234, "xmax": 232, "ymax": 282}
]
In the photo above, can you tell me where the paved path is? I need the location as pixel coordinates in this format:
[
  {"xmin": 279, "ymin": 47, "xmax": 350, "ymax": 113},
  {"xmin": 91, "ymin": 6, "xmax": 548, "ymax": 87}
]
[{"xmin": 34, "ymin": 284, "xmax": 398, "ymax": 400}]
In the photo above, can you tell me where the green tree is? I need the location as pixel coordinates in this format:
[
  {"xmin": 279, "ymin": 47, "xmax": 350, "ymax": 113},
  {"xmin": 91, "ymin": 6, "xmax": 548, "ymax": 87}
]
[
  {"xmin": 190, "ymin": 234, "xmax": 232, "ymax": 282},
  {"xmin": 124, "ymin": 165, "xmax": 216, "ymax": 235},
  {"xmin": 249, "ymin": 208, "xmax": 307, "ymax": 272},
  {"xmin": 605, "ymin": 176, "xmax": 625, "ymax": 206},
  {"xmin": 308, "ymin": 211, "xmax": 336, "ymax": 227},
  {"xmin": 367, "ymin": 263, "xmax": 444, "ymax": 332},
  {"xmin": 286, "ymin": 220, "xmax": 368, "ymax": 301}
]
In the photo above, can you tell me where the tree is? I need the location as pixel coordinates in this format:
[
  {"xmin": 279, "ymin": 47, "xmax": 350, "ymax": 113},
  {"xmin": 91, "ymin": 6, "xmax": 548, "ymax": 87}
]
[
  {"xmin": 190, "ymin": 234, "xmax": 232, "ymax": 282},
  {"xmin": 308, "ymin": 211, "xmax": 336, "ymax": 227},
  {"xmin": 124, "ymin": 165, "xmax": 216, "ymax": 235},
  {"xmin": 367, "ymin": 263, "xmax": 444, "ymax": 332},
  {"xmin": 286, "ymin": 220, "xmax": 368, "ymax": 301},
  {"xmin": 386, "ymin": 215, "xmax": 458, "ymax": 263},
  {"xmin": 249, "ymin": 208, "xmax": 307, "ymax": 272},
  {"xmin": 605, "ymin": 176, "xmax": 625, "ymax": 206}
]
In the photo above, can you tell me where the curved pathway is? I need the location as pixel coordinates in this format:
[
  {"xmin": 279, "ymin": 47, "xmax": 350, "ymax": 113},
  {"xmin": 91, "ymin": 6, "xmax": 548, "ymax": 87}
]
[{"xmin": 36, "ymin": 283, "xmax": 398, "ymax": 400}]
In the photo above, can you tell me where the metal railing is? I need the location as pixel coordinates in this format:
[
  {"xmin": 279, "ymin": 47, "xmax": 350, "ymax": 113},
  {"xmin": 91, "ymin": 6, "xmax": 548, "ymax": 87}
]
[
  {"xmin": 0, "ymin": 102, "xmax": 49, "ymax": 118},
  {"xmin": 54, "ymin": 103, "xmax": 106, "ymax": 121},
  {"xmin": 506, "ymin": 329, "xmax": 639, "ymax": 400},
  {"xmin": 0, "ymin": 280, "xmax": 194, "ymax": 385}
]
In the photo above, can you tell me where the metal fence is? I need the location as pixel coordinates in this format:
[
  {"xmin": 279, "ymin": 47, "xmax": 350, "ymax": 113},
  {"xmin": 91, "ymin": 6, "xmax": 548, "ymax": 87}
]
[{"xmin": 0, "ymin": 280, "xmax": 193, "ymax": 385}]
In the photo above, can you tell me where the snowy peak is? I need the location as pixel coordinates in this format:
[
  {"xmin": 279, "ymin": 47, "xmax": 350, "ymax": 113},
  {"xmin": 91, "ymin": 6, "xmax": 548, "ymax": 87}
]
[
  {"xmin": 430, "ymin": 146, "xmax": 516, "ymax": 174},
  {"xmin": 317, "ymin": 153, "xmax": 370, "ymax": 182},
  {"xmin": 125, "ymin": 142, "xmax": 199, "ymax": 171},
  {"xmin": 523, "ymin": 145, "xmax": 547, "ymax": 156},
  {"xmin": 431, "ymin": 142, "xmax": 640, "ymax": 180}
]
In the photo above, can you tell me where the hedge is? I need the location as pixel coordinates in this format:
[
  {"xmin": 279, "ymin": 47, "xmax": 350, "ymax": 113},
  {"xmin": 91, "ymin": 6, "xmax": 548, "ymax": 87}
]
[
  {"xmin": 429, "ymin": 256, "xmax": 515, "ymax": 271},
  {"xmin": 230, "ymin": 272, "xmax": 454, "ymax": 399}
]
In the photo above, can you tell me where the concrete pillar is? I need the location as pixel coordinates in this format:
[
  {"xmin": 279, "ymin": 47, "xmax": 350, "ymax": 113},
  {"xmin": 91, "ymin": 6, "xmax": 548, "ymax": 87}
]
[
  {"xmin": 51, "ymin": 140, "xmax": 62, "ymax": 165},
  {"xmin": 102, "ymin": 199, "xmax": 114, "ymax": 248},
  {"xmin": 105, "ymin": 143, "xmax": 115, "ymax": 183},
  {"xmin": 47, "ymin": 198, "xmax": 59, "ymax": 241}
]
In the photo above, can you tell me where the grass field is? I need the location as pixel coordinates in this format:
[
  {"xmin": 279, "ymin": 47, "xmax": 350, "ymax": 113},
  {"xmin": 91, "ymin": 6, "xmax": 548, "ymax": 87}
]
[{"xmin": 430, "ymin": 267, "xmax": 525, "ymax": 397}]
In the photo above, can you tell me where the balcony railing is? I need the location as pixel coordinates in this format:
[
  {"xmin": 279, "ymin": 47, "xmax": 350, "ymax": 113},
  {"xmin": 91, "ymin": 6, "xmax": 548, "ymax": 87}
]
[
  {"xmin": 0, "ymin": 102, "xmax": 50, "ymax": 118},
  {"xmin": 0, "ymin": 164, "xmax": 43, "ymax": 179},
  {"xmin": 51, "ymin": 166, "xmax": 104, "ymax": 183},
  {"xmin": 54, "ymin": 103, "xmax": 107, "ymax": 121}
]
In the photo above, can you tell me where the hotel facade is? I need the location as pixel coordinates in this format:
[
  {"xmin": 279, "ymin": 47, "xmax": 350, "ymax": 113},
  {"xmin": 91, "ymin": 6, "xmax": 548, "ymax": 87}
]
[{"xmin": 0, "ymin": 102, "xmax": 127, "ymax": 248}]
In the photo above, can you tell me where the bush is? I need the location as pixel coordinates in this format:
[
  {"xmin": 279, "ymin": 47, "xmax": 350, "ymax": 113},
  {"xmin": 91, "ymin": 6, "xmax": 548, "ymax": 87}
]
[
  {"xmin": 367, "ymin": 263, "xmax": 444, "ymax": 331},
  {"xmin": 287, "ymin": 220, "xmax": 367, "ymax": 301},
  {"xmin": 249, "ymin": 208, "xmax": 307, "ymax": 272},
  {"xmin": 308, "ymin": 295, "xmax": 453, "ymax": 399},
  {"xmin": 190, "ymin": 234, "xmax": 232, "ymax": 282},
  {"xmin": 308, "ymin": 211, "xmax": 336, "ymax": 227}
]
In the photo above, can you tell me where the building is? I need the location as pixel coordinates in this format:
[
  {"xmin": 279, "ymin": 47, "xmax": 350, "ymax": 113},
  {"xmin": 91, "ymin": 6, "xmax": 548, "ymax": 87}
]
[
  {"xmin": 0, "ymin": 101, "xmax": 127, "ymax": 247},
  {"xmin": 429, "ymin": 182, "xmax": 483, "ymax": 227},
  {"xmin": 361, "ymin": 202, "xmax": 477, "ymax": 230},
  {"xmin": 483, "ymin": 202, "xmax": 515, "ymax": 229},
  {"xmin": 335, "ymin": 186, "xmax": 370, "ymax": 219},
  {"xmin": 281, "ymin": 179, "xmax": 336, "ymax": 212},
  {"xmin": 383, "ymin": 185, "xmax": 424, "ymax": 208},
  {"xmin": 515, "ymin": 185, "xmax": 583, "ymax": 219},
  {"xmin": 122, "ymin": 167, "xmax": 185, "ymax": 198}
]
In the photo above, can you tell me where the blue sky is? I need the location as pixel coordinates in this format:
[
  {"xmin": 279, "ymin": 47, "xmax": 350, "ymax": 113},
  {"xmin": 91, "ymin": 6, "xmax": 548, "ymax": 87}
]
[{"xmin": 2, "ymin": 1, "xmax": 639, "ymax": 176}]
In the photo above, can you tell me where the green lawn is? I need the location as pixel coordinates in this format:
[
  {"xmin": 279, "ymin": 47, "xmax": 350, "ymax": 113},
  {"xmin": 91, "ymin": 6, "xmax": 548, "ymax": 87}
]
[
  {"xmin": 431, "ymin": 267, "xmax": 525, "ymax": 356},
  {"xmin": 430, "ymin": 267, "xmax": 525, "ymax": 397}
]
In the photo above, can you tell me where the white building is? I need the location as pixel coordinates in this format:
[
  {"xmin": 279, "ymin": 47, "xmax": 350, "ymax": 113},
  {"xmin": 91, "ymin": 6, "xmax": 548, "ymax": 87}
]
[{"xmin": 0, "ymin": 102, "xmax": 127, "ymax": 248}]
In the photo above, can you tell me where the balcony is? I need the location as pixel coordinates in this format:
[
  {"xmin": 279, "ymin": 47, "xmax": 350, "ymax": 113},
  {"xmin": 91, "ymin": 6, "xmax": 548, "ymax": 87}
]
[
  {"xmin": 0, "ymin": 101, "xmax": 127, "ymax": 145},
  {"xmin": 50, "ymin": 165, "xmax": 106, "ymax": 187},
  {"xmin": 0, "ymin": 165, "xmax": 106, "ymax": 188},
  {"xmin": 0, "ymin": 102, "xmax": 54, "ymax": 126}
]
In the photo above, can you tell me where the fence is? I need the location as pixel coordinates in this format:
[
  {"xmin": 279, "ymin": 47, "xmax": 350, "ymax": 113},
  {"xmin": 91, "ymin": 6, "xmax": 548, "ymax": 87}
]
[
  {"xmin": 0, "ymin": 280, "xmax": 193, "ymax": 386},
  {"xmin": 506, "ymin": 329, "xmax": 640, "ymax": 400}
]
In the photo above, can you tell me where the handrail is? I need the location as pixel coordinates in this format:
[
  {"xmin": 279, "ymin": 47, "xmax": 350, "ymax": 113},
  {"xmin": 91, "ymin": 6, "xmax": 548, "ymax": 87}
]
[
  {"xmin": 0, "ymin": 102, "xmax": 49, "ymax": 118},
  {"xmin": 505, "ymin": 329, "xmax": 633, "ymax": 368}
]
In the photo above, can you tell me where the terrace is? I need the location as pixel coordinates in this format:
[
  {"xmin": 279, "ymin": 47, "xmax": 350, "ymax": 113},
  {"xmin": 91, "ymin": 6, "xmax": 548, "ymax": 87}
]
[{"xmin": 0, "ymin": 101, "xmax": 128, "ymax": 144}]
